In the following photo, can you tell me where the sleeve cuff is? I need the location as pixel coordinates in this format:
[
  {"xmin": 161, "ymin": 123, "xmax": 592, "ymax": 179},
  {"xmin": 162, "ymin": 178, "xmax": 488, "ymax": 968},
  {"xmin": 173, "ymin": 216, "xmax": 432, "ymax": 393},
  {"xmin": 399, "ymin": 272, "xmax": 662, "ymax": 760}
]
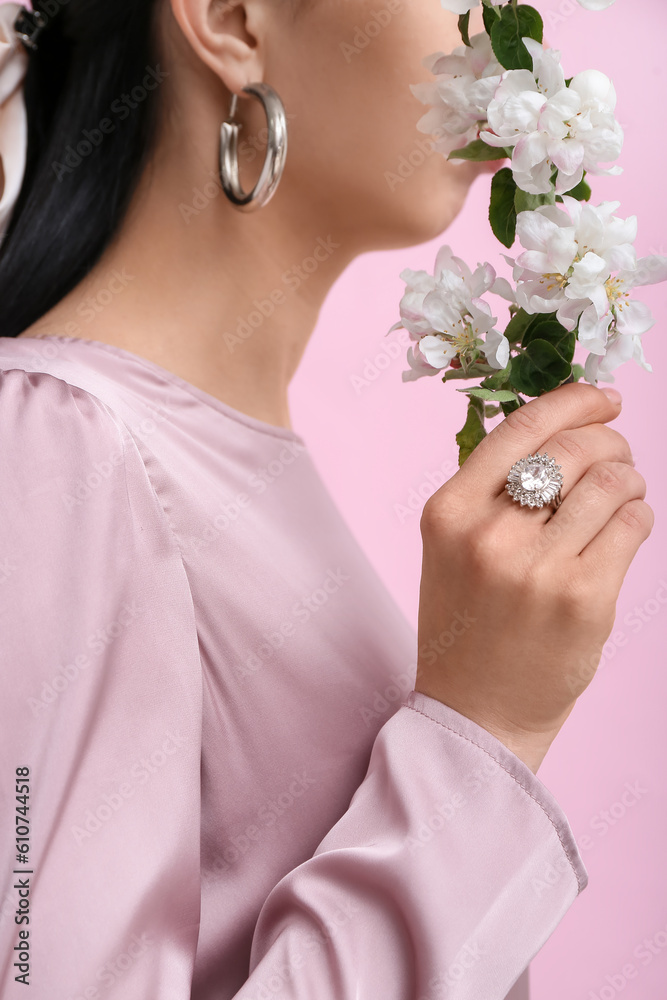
[{"xmin": 403, "ymin": 689, "xmax": 588, "ymax": 895}]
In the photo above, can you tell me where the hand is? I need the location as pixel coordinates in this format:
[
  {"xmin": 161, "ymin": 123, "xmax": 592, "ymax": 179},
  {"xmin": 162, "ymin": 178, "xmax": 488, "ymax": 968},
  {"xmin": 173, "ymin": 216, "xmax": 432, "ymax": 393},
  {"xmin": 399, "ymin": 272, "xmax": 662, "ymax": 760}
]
[{"xmin": 414, "ymin": 382, "xmax": 654, "ymax": 774}]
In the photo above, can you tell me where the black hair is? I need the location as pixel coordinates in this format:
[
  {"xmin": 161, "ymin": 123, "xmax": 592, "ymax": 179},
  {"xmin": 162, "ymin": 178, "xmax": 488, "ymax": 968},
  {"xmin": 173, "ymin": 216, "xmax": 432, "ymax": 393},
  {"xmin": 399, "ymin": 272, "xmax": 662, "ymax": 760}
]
[{"xmin": 0, "ymin": 0, "xmax": 162, "ymax": 338}]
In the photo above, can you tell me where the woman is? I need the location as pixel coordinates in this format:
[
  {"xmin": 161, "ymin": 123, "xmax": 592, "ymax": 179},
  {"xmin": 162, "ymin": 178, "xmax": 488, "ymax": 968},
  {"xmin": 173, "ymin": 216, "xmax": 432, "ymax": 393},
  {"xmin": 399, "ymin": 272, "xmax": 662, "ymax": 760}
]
[{"xmin": 0, "ymin": 0, "xmax": 652, "ymax": 998}]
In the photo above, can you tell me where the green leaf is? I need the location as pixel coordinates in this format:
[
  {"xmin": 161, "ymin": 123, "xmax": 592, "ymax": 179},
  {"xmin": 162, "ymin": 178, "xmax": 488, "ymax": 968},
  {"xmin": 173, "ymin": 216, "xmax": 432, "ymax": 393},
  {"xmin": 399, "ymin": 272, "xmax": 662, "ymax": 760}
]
[
  {"xmin": 572, "ymin": 363, "xmax": 586, "ymax": 382},
  {"xmin": 503, "ymin": 309, "xmax": 574, "ymax": 362},
  {"xmin": 456, "ymin": 387, "xmax": 520, "ymax": 403},
  {"xmin": 442, "ymin": 368, "xmax": 482, "ymax": 382},
  {"xmin": 489, "ymin": 167, "xmax": 518, "ymax": 248},
  {"xmin": 480, "ymin": 362, "xmax": 512, "ymax": 389},
  {"xmin": 490, "ymin": 5, "xmax": 544, "ymax": 71},
  {"xmin": 501, "ymin": 396, "xmax": 523, "ymax": 416},
  {"xmin": 458, "ymin": 11, "xmax": 472, "ymax": 46},
  {"xmin": 485, "ymin": 403, "xmax": 502, "ymax": 418},
  {"xmin": 442, "ymin": 362, "xmax": 499, "ymax": 383},
  {"xmin": 520, "ymin": 313, "xmax": 575, "ymax": 363},
  {"xmin": 449, "ymin": 139, "xmax": 510, "ymax": 162},
  {"xmin": 510, "ymin": 339, "xmax": 572, "ymax": 396},
  {"xmin": 482, "ymin": 3, "xmax": 501, "ymax": 36},
  {"xmin": 503, "ymin": 308, "xmax": 534, "ymax": 344},
  {"xmin": 558, "ymin": 177, "xmax": 592, "ymax": 202},
  {"xmin": 515, "ymin": 188, "xmax": 556, "ymax": 214},
  {"xmin": 456, "ymin": 397, "xmax": 487, "ymax": 466}
]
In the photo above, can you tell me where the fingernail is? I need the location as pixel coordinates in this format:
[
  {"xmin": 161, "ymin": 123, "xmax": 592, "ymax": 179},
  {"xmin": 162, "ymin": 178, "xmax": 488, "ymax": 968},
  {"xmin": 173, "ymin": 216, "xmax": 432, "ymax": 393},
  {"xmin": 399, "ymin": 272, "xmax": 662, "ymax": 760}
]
[{"xmin": 601, "ymin": 387, "xmax": 623, "ymax": 405}]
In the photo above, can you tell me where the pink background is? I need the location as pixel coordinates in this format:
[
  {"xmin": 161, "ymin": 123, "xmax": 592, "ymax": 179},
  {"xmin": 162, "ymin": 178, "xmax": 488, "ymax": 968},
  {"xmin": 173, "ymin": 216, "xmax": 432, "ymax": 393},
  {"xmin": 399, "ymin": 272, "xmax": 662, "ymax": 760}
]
[
  {"xmin": 4, "ymin": 0, "xmax": 664, "ymax": 995},
  {"xmin": 289, "ymin": 2, "xmax": 667, "ymax": 998}
]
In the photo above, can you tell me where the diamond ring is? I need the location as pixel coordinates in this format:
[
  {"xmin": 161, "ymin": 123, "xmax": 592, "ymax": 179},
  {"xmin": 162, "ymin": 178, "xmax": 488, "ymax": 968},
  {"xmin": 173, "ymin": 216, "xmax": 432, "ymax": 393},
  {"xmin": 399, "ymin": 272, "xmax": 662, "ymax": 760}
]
[{"xmin": 505, "ymin": 453, "xmax": 564, "ymax": 510}]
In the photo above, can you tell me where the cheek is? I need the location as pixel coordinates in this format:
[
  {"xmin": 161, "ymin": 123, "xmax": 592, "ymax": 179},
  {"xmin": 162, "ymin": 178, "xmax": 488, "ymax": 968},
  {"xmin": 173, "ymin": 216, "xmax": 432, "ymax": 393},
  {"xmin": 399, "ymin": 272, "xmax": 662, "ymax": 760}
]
[
  {"xmin": 277, "ymin": 0, "xmax": 458, "ymax": 165},
  {"xmin": 274, "ymin": 0, "xmax": 479, "ymax": 241}
]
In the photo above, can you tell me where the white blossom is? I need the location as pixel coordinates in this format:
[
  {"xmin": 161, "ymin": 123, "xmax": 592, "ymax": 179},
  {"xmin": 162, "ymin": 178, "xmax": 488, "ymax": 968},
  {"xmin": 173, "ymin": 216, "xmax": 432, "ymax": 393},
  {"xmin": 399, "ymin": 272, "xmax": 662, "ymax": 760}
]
[
  {"xmin": 394, "ymin": 246, "xmax": 511, "ymax": 381},
  {"xmin": 412, "ymin": 33, "xmax": 503, "ymax": 157},
  {"xmin": 439, "ymin": 0, "xmax": 480, "ymax": 14},
  {"xmin": 480, "ymin": 38, "xmax": 623, "ymax": 195},
  {"xmin": 508, "ymin": 196, "xmax": 667, "ymax": 383},
  {"xmin": 584, "ymin": 329, "xmax": 649, "ymax": 385}
]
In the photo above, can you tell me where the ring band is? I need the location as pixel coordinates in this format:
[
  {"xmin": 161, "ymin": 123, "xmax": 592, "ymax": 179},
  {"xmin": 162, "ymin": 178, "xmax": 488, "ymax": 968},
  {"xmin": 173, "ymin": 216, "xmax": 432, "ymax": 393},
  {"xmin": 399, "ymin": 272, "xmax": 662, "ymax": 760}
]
[{"xmin": 506, "ymin": 453, "xmax": 564, "ymax": 510}]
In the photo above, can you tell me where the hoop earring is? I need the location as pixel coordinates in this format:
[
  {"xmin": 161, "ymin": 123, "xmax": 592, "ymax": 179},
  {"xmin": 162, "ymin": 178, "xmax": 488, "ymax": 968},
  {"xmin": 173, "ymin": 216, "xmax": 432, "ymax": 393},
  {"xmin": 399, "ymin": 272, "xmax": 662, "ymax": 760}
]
[{"xmin": 219, "ymin": 83, "xmax": 288, "ymax": 212}]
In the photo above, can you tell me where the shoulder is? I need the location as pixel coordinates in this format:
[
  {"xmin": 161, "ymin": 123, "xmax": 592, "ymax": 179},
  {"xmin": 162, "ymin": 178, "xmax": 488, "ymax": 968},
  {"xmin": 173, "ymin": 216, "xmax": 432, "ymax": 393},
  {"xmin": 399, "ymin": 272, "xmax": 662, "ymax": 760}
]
[
  {"xmin": 0, "ymin": 364, "xmax": 132, "ymax": 503},
  {"xmin": 0, "ymin": 361, "xmax": 178, "ymax": 553},
  {"xmin": 0, "ymin": 362, "xmax": 126, "ymax": 435},
  {"xmin": 0, "ymin": 361, "xmax": 190, "ymax": 620}
]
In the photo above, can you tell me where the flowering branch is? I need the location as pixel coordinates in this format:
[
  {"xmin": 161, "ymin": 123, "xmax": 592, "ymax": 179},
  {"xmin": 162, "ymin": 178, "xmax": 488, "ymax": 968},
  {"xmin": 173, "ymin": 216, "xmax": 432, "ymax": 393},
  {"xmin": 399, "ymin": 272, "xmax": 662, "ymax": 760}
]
[{"xmin": 392, "ymin": 0, "xmax": 667, "ymax": 465}]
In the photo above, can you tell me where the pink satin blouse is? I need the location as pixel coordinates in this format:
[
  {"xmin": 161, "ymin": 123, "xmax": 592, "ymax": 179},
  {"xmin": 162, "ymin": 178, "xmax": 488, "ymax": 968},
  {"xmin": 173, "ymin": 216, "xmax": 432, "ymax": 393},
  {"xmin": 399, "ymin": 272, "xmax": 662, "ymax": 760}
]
[{"xmin": 0, "ymin": 335, "xmax": 587, "ymax": 1000}]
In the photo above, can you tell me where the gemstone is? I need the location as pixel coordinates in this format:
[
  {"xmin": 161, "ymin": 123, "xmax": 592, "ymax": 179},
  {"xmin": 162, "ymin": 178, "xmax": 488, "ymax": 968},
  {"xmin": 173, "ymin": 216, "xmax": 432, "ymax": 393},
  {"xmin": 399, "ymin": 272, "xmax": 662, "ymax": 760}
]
[{"xmin": 520, "ymin": 462, "xmax": 550, "ymax": 492}]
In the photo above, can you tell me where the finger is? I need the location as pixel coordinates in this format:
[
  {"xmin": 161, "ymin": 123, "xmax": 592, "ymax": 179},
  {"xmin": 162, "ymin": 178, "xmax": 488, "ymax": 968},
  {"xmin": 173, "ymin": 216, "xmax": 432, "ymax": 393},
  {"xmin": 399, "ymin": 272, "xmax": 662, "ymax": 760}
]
[
  {"xmin": 578, "ymin": 498, "xmax": 655, "ymax": 590},
  {"xmin": 541, "ymin": 461, "xmax": 647, "ymax": 557},
  {"xmin": 494, "ymin": 423, "xmax": 635, "ymax": 525},
  {"xmin": 457, "ymin": 382, "xmax": 623, "ymax": 503}
]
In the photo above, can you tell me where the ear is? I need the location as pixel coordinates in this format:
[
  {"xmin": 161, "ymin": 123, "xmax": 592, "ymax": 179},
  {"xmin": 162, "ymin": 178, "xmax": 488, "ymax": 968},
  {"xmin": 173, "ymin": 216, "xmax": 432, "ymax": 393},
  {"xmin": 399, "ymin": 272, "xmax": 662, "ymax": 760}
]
[{"xmin": 169, "ymin": 0, "xmax": 265, "ymax": 95}]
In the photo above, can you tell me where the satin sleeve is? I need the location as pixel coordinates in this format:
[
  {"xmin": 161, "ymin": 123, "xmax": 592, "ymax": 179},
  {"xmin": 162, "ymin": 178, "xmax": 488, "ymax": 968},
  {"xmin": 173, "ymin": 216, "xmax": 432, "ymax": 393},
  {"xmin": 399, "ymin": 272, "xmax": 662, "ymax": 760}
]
[
  {"xmin": 0, "ymin": 367, "xmax": 587, "ymax": 1000},
  {"xmin": 242, "ymin": 690, "xmax": 587, "ymax": 1000},
  {"xmin": 0, "ymin": 368, "xmax": 204, "ymax": 997}
]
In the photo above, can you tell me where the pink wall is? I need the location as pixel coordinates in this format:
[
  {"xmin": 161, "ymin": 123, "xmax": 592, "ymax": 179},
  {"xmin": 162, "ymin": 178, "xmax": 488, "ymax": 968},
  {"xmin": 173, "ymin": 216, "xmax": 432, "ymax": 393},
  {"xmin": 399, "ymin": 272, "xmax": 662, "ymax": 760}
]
[
  {"xmin": 4, "ymin": 0, "xmax": 664, "ymax": 993},
  {"xmin": 289, "ymin": 2, "xmax": 667, "ymax": 997}
]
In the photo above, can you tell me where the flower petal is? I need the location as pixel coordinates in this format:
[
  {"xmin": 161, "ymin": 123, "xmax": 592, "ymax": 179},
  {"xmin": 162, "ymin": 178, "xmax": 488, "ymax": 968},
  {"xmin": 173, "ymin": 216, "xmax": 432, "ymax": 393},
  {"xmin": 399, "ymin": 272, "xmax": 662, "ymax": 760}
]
[
  {"xmin": 439, "ymin": 0, "xmax": 479, "ymax": 13},
  {"xmin": 482, "ymin": 328, "xmax": 510, "ymax": 369},
  {"xmin": 626, "ymin": 255, "xmax": 667, "ymax": 288},
  {"xmin": 570, "ymin": 69, "xmax": 617, "ymax": 109},
  {"xmin": 491, "ymin": 277, "xmax": 516, "ymax": 302},
  {"xmin": 578, "ymin": 0, "xmax": 616, "ymax": 9},
  {"xmin": 614, "ymin": 300, "xmax": 655, "ymax": 337},
  {"xmin": 419, "ymin": 335, "xmax": 457, "ymax": 369}
]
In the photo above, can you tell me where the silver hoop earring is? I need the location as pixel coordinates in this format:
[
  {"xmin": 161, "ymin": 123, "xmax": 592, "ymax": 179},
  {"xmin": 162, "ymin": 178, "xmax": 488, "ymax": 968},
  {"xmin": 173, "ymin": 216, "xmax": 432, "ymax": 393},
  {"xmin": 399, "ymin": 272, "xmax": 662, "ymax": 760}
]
[{"xmin": 219, "ymin": 83, "xmax": 288, "ymax": 212}]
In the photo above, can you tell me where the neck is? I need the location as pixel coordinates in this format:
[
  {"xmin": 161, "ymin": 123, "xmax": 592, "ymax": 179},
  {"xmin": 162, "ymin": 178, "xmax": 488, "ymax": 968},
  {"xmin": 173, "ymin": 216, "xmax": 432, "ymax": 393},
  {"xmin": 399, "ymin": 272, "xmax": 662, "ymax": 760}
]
[{"xmin": 21, "ymin": 144, "xmax": 354, "ymax": 431}]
